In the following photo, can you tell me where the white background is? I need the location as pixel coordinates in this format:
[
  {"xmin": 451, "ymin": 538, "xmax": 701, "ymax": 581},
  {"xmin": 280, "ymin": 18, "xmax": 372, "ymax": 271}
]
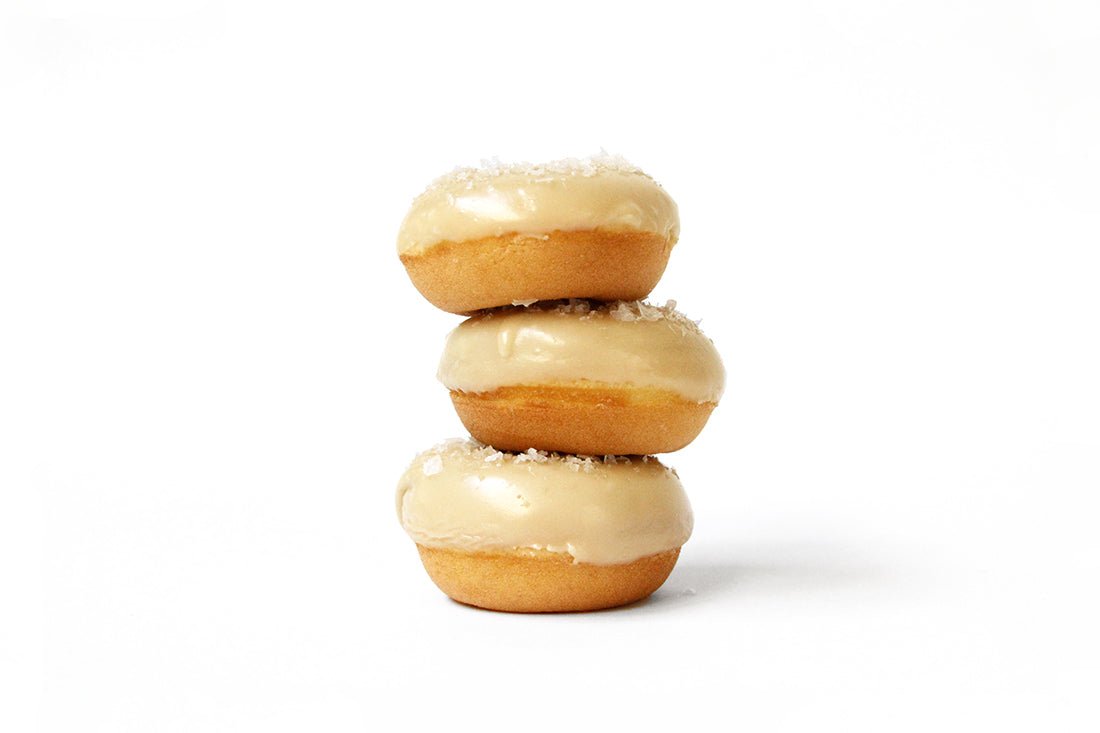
[{"xmin": 3, "ymin": 1, "xmax": 1098, "ymax": 730}]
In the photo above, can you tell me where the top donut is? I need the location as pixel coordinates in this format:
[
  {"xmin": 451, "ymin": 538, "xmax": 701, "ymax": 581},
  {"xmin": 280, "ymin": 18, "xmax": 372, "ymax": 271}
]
[{"xmin": 397, "ymin": 154, "xmax": 679, "ymax": 314}]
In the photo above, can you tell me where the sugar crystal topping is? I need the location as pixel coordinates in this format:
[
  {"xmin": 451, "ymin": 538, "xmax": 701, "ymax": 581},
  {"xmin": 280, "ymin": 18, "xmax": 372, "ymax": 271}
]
[
  {"xmin": 422, "ymin": 152, "xmax": 656, "ymax": 196},
  {"xmin": 482, "ymin": 298, "xmax": 705, "ymax": 336},
  {"xmin": 412, "ymin": 438, "xmax": 677, "ymax": 477}
]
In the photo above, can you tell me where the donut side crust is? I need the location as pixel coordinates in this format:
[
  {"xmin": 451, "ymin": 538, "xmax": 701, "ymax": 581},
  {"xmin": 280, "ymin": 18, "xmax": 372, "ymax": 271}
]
[
  {"xmin": 399, "ymin": 229, "xmax": 674, "ymax": 315},
  {"xmin": 416, "ymin": 545, "xmax": 682, "ymax": 613},
  {"xmin": 449, "ymin": 384, "xmax": 718, "ymax": 455}
]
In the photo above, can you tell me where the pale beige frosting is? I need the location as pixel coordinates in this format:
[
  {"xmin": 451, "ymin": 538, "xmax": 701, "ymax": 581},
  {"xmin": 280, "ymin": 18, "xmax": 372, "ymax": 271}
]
[
  {"xmin": 396, "ymin": 154, "xmax": 679, "ymax": 255},
  {"xmin": 395, "ymin": 439, "xmax": 693, "ymax": 565},
  {"xmin": 437, "ymin": 300, "xmax": 726, "ymax": 403}
]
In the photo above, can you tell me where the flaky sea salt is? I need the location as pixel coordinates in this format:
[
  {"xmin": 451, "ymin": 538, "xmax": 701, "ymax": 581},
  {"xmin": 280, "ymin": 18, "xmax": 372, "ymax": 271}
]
[
  {"xmin": 422, "ymin": 455, "xmax": 443, "ymax": 476},
  {"xmin": 513, "ymin": 448, "xmax": 546, "ymax": 464},
  {"xmin": 421, "ymin": 437, "xmax": 662, "ymax": 475},
  {"xmin": 416, "ymin": 152, "xmax": 663, "ymax": 201},
  {"xmin": 562, "ymin": 454, "xmax": 599, "ymax": 472}
]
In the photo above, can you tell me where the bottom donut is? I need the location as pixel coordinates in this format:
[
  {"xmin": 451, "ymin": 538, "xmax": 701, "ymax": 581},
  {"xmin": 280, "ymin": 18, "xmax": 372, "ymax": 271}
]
[
  {"xmin": 416, "ymin": 546, "xmax": 681, "ymax": 613},
  {"xmin": 396, "ymin": 439, "xmax": 692, "ymax": 613}
]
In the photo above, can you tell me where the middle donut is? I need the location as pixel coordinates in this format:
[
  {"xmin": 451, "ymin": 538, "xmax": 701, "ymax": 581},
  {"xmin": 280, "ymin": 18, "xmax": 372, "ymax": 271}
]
[{"xmin": 438, "ymin": 299, "xmax": 726, "ymax": 456}]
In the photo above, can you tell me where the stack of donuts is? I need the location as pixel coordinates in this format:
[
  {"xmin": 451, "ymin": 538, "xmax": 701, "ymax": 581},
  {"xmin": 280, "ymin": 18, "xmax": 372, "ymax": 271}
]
[{"xmin": 395, "ymin": 154, "xmax": 725, "ymax": 613}]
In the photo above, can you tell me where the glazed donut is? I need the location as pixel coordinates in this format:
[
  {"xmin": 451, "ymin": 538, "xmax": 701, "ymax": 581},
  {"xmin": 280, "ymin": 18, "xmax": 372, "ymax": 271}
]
[
  {"xmin": 395, "ymin": 439, "xmax": 692, "ymax": 613},
  {"xmin": 397, "ymin": 154, "xmax": 679, "ymax": 314},
  {"xmin": 437, "ymin": 299, "xmax": 725, "ymax": 455}
]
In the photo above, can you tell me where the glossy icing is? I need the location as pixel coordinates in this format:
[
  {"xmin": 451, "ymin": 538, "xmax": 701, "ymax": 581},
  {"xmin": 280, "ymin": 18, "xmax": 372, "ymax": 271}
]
[
  {"xmin": 437, "ymin": 300, "xmax": 726, "ymax": 403},
  {"xmin": 395, "ymin": 440, "xmax": 693, "ymax": 565},
  {"xmin": 397, "ymin": 154, "xmax": 679, "ymax": 255}
]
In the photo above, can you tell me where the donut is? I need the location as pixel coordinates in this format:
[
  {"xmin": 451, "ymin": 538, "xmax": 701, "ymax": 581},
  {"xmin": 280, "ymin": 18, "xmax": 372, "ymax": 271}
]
[
  {"xmin": 437, "ymin": 299, "xmax": 725, "ymax": 455},
  {"xmin": 397, "ymin": 154, "xmax": 679, "ymax": 314},
  {"xmin": 395, "ymin": 439, "xmax": 693, "ymax": 613}
]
